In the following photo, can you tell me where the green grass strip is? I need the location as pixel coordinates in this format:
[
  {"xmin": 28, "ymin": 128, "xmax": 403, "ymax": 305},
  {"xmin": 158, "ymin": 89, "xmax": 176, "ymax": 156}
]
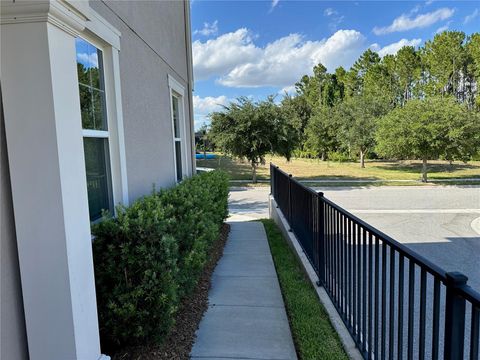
[{"xmin": 260, "ymin": 219, "xmax": 349, "ymax": 360}]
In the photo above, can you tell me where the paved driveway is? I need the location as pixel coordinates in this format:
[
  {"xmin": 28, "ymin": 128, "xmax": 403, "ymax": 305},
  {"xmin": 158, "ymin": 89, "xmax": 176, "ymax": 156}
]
[{"xmin": 229, "ymin": 185, "xmax": 480, "ymax": 290}]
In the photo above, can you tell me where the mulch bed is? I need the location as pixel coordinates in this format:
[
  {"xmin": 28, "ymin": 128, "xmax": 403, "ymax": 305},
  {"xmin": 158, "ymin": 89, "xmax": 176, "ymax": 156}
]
[{"xmin": 113, "ymin": 223, "xmax": 230, "ymax": 360}]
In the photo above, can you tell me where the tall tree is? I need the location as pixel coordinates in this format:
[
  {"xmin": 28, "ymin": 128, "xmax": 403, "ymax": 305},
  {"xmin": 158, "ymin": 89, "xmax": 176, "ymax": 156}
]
[
  {"xmin": 376, "ymin": 97, "xmax": 479, "ymax": 182},
  {"xmin": 209, "ymin": 97, "xmax": 296, "ymax": 182},
  {"xmin": 467, "ymin": 33, "xmax": 480, "ymax": 108},
  {"xmin": 280, "ymin": 93, "xmax": 312, "ymax": 149},
  {"xmin": 333, "ymin": 95, "xmax": 387, "ymax": 168},
  {"xmin": 348, "ymin": 49, "xmax": 381, "ymax": 95},
  {"xmin": 303, "ymin": 106, "xmax": 338, "ymax": 160},
  {"xmin": 363, "ymin": 59, "xmax": 398, "ymax": 109},
  {"xmin": 423, "ymin": 31, "xmax": 469, "ymax": 98},
  {"xmin": 396, "ymin": 46, "xmax": 421, "ymax": 104}
]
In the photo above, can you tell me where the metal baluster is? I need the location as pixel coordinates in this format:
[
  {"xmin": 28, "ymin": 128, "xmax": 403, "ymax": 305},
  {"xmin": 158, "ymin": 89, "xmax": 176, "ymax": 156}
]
[
  {"xmin": 362, "ymin": 228, "xmax": 367, "ymax": 353},
  {"xmin": 444, "ymin": 272, "xmax": 468, "ymax": 360},
  {"xmin": 368, "ymin": 232, "xmax": 373, "ymax": 359},
  {"xmin": 471, "ymin": 305, "xmax": 479, "ymax": 360},
  {"xmin": 419, "ymin": 269, "xmax": 427, "ymax": 360},
  {"xmin": 407, "ymin": 261, "xmax": 415, "ymax": 360},
  {"xmin": 389, "ymin": 247, "xmax": 395, "ymax": 360},
  {"xmin": 398, "ymin": 254, "xmax": 405, "ymax": 360},
  {"xmin": 381, "ymin": 242, "xmax": 387, "ymax": 359},
  {"xmin": 374, "ymin": 235, "xmax": 379, "ymax": 359}
]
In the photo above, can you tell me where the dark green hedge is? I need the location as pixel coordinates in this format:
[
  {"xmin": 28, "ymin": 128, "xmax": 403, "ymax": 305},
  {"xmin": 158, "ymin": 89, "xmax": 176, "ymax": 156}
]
[{"xmin": 92, "ymin": 171, "xmax": 229, "ymax": 349}]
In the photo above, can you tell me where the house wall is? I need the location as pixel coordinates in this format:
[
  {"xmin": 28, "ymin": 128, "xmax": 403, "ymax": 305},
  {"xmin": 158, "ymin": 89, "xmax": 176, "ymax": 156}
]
[
  {"xmin": 90, "ymin": 0, "xmax": 195, "ymax": 202},
  {"xmin": 0, "ymin": 93, "xmax": 29, "ymax": 360}
]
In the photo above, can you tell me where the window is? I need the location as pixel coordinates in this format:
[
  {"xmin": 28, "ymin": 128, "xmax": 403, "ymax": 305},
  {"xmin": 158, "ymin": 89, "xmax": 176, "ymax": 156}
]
[
  {"xmin": 76, "ymin": 38, "xmax": 113, "ymax": 221},
  {"xmin": 171, "ymin": 94, "xmax": 183, "ymax": 182}
]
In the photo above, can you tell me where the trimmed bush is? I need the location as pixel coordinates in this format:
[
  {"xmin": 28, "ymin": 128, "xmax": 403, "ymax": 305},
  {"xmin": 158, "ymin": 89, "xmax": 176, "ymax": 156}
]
[{"xmin": 92, "ymin": 171, "xmax": 229, "ymax": 349}]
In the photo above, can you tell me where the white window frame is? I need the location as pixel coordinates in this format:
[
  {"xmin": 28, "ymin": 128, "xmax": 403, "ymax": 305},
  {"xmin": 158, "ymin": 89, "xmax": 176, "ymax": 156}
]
[
  {"xmin": 77, "ymin": 11, "xmax": 129, "ymax": 217},
  {"xmin": 168, "ymin": 75, "xmax": 189, "ymax": 182}
]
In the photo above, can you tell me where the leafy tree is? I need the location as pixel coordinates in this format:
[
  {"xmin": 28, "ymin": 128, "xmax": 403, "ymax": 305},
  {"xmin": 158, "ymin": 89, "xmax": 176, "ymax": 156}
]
[
  {"xmin": 333, "ymin": 95, "xmax": 388, "ymax": 168},
  {"xmin": 396, "ymin": 46, "xmax": 422, "ymax": 104},
  {"xmin": 295, "ymin": 63, "xmax": 344, "ymax": 109},
  {"xmin": 348, "ymin": 49, "xmax": 381, "ymax": 96},
  {"xmin": 467, "ymin": 33, "xmax": 480, "ymax": 108},
  {"xmin": 363, "ymin": 59, "xmax": 398, "ymax": 109},
  {"xmin": 303, "ymin": 106, "xmax": 338, "ymax": 160},
  {"xmin": 376, "ymin": 97, "xmax": 479, "ymax": 182},
  {"xmin": 423, "ymin": 31, "xmax": 469, "ymax": 98},
  {"xmin": 196, "ymin": 124, "xmax": 211, "ymax": 157},
  {"xmin": 280, "ymin": 93, "xmax": 312, "ymax": 148},
  {"xmin": 209, "ymin": 97, "xmax": 296, "ymax": 182}
]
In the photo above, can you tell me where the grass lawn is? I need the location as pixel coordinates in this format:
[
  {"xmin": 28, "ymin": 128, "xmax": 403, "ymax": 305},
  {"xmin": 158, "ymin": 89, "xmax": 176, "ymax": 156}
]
[
  {"xmin": 197, "ymin": 154, "xmax": 480, "ymax": 183},
  {"xmin": 261, "ymin": 219, "xmax": 348, "ymax": 360}
]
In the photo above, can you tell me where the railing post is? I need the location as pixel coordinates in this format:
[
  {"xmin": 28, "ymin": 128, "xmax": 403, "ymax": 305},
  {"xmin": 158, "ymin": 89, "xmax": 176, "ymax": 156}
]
[
  {"xmin": 317, "ymin": 192, "xmax": 325, "ymax": 286},
  {"xmin": 270, "ymin": 163, "xmax": 273, "ymax": 196},
  {"xmin": 288, "ymin": 174, "xmax": 292, "ymax": 230},
  {"xmin": 444, "ymin": 271, "xmax": 468, "ymax": 360}
]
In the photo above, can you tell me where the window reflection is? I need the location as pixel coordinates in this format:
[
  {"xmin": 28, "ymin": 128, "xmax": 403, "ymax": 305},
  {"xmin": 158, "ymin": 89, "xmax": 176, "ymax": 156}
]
[{"xmin": 76, "ymin": 38, "xmax": 107, "ymax": 130}]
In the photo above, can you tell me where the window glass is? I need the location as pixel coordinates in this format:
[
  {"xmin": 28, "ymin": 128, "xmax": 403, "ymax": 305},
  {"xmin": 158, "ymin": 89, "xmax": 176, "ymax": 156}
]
[
  {"xmin": 76, "ymin": 37, "xmax": 113, "ymax": 221},
  {"xmin": 175, "ymin": 141, "xmax": 183, "ymax": 182},
  {"xmin": 76, "ymin": 38, "xmax": 107, "ymax": 131},
  {"xmin": 83, "ymin": 138, "xmax": 112, "ymax": 221},
  {"xmin": 172, "ymin": 95, "xmax": 180, "ymax": 138}
]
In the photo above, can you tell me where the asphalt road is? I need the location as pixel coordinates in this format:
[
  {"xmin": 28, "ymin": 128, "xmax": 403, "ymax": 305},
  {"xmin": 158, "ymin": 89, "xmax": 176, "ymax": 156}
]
[{"xmin": 229, "ymin": 185, "xmax": 480, "ymax": 290}]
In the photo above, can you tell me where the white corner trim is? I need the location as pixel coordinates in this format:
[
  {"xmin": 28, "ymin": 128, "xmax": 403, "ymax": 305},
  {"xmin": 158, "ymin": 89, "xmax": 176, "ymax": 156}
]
[
  {"xmin": 111, "ymin": 49, "xmax": 129, "ymax": 205},
  {"xmin": 168, "ymin": 74, "xmax": 185, "ymax": 97},
  {"xmin": 269, "ymin": 196, "xmax": 364, "ymax": 360},
  {"xmin": 1, "ymin": 0, "xmax": 88, "ymax": 36},
  {"xmin": 84, "ymin": 7, "xmax": 121, "ymax": 50}
]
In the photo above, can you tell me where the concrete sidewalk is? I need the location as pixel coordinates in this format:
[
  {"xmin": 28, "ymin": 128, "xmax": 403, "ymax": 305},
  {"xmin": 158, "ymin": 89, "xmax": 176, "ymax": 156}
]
[{"xmin": 190, "ymin": 221, "xmax": 297, "ymax": 360}]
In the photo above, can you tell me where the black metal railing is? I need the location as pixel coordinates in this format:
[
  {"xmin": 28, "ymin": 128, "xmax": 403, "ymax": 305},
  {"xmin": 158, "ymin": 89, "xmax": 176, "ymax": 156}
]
[{"xmin": 270, "ymin": 164, "xmax": 480, "ymax": 360}]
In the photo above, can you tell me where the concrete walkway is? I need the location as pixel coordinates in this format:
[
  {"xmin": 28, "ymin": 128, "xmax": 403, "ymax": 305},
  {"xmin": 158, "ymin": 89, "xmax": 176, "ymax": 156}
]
[{"xmin": 191, "ymin": 221, "xmax": 297, "ymax": 360}]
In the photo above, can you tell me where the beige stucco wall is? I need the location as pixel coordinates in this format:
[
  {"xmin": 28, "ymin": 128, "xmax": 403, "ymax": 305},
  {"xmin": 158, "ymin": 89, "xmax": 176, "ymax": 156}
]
[
  {"xmin": 0, "ymin": 91, "xmax": 29, "ymax": 360},
  {"xmin": 0, "ymin": 2, "xmax": 193, "ymax": 356},
  {"xmin": 90, "ymin": 0, "xmax": 195, "ymax": 202}
]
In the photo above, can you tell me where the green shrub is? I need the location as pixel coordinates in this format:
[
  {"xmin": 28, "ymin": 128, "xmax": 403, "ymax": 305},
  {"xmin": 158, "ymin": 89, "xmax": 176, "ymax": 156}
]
[
  {"xmin": 327, "ymin": 151, "xmax": 351, "ymax": 162},
  {"xmin": 92, "ymin": 171, "xmax": 229, "ymax": 349}
]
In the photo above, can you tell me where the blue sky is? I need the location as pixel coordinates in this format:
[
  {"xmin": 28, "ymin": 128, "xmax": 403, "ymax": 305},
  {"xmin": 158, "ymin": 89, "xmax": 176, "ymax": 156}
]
[{"xmin": 190, "ymin": 0, "xmax": 479, "ymax": 129}]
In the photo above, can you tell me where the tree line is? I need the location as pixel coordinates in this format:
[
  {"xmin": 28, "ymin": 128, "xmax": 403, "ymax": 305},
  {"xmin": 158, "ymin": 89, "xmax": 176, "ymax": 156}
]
[{"xmin": 208, "ymin": 31, "xmax": 480, "ymax": 182}]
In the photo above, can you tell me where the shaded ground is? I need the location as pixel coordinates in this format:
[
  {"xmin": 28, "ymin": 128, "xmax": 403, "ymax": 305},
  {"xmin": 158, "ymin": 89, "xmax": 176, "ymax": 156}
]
[
  {"xmin": 197, "ymin": 155, "xmax": 480, "ymax": 183},
  {"xmin": 112, "ymin": 224, "xmax": 230, "ymax": 360}
]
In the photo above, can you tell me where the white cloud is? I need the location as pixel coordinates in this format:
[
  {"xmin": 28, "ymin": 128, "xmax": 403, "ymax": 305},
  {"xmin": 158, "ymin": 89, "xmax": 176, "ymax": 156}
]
[
  {"xmin": 77, "ymin": 52, "xmax": 98, "ymax": 68},
  {"xmin": 193, "ymin": 29, "xmax": 261, "ymax": 80},
  {"xmin": 193, "ymin": 95, "xmax": 230, "ymax": 116},
  {"xmin": 323, "ymin": 7, "xmax": 344, "ymax": 31},
  {"xmin": 373, "ymin": 8, "xmax": 454, "ymax": 35},
  {"xmin": 435, "ymin": 23, "xmax": 450, "ymax": 34},
  {"xmin": 464, "ymin": 9, "xmax": 479, "ymax": 24},
  {"xmin": 270, "ymin": 0, "xmax": 280, "ymax": 11},
  {"xmin": 194, "ymin": 20, "xmax": 218, "ymax": 37},
  {"xmin": 410, "ymin": 4, "xmax": 422, "ymax": 14},
  {"xmin": 376, "ymin": 38, "xmax": 422, "ymax": 57},
  {"xmin": 279, "ymin": 85, "xmax": 297, "ymax": 95},
  {"xmin": 193, "ymin": 95, "xmax": 232, "ymax": 130},
  {"xmin": 193, "ymin": 29, "xmax": 367, "ymax": 88},
  {"xmin": 324, "ymin": 8, "xmax": 337, "ymax": 16}
]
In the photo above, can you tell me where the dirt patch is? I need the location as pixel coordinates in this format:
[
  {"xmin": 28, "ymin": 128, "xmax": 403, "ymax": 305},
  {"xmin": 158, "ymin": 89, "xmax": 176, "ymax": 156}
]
[{"xmin": 112, "ymin": 223, "xmax": 230, "ymax": 360}]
